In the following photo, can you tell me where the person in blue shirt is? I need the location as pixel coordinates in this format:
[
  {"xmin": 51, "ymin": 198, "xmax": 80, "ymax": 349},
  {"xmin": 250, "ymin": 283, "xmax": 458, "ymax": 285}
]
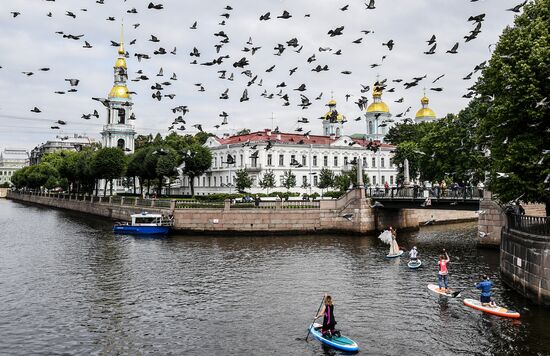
[{"xmin": 475, "ymin": 275, "xmax": 496, "ymax": 307}]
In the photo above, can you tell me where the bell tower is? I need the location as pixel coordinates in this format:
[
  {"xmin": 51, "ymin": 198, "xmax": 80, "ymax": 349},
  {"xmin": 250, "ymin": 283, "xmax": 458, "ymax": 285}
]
[
  {"xmin": 322, "ymin": 99, "xmax": 345, "ymax": 137},
  {"xmin": 100, "ymin": 24, "xmax": 136, "ymax": 153}
]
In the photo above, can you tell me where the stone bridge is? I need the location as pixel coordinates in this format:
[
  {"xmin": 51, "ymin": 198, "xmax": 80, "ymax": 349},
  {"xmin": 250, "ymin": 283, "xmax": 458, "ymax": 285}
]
[{"xmin": 365, "ymin": 186, "xmax": 482, "ymax": 211}]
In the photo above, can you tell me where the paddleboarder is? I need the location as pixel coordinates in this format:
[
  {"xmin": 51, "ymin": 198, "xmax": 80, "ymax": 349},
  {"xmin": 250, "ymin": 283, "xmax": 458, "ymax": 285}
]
[
  {"xmin": 409, "ymin": 246, "xmax": 418, "ymax": 261},
  {"xmin": 314, "ymin": 295, "xmax": 340, "ymax": 339},
  {"xmin": 438, "ymin": 250, "xmax": 451, "ymax": 292},
  {"xmin": 475, "ymin": 275, "xmax": 497, "ymax": 307},
  {"xmin": 388, "ymin": 226, "xmax": 400, "ymax": 256}
]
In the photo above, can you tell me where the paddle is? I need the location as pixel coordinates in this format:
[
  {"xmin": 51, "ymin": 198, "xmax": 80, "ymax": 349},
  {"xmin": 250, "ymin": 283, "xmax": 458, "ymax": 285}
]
[{"xmin": 306, "ymin": 294, "xmax": 325, "ymax": 342}]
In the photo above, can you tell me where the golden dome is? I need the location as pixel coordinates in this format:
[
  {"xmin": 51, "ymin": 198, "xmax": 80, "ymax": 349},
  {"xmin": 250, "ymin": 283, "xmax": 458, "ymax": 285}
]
[
  {"xmin": 323, "ymin": 111, "xmax": 345, "ymax": 121},
  {"xmin": 373, "ymin": 87, "xmax": 383, "ymax": 97},
  {"xmin": 109, "ymin": 85, "xmax": 129, "ymax": 99},
  {"xmin": 327, "ymin": 99, "xmax": 337, "ymax": 106},
  {"xmin": 421, "ymin": 96, "xmax": 429, "ymax": 105},
  {"xmin": 115, "ymin": 57, "xmax": 127, "ymax": 69},
  {"xmin": 415, "ymin": 108, "xmax": 436, "ymax": 118},
  {"xmin": 366, "ymin": 102, "xmax": 389, "ymax": 113}
]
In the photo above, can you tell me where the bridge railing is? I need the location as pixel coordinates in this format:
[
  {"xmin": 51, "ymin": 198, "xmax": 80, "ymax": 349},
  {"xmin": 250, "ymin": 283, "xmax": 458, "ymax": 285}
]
[
  {"xmin": 365, "ymin": 186, "xmax": 483, "ymax": 200},
  {"xmin": 507, "ymin": 213, "xmax": 550, "ymax": 236}
]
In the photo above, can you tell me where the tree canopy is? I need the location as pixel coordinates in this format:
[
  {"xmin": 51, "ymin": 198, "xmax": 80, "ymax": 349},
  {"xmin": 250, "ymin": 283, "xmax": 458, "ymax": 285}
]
[{"xmin": 472, "ymin": 0, "xmax": 549, "ymax": 212}]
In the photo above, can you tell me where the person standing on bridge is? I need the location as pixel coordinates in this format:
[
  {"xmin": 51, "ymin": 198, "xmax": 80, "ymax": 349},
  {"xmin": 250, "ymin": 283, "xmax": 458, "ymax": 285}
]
[{"xmin": 437, "ymin": 249, "xmax": 451, "ymax": 292}]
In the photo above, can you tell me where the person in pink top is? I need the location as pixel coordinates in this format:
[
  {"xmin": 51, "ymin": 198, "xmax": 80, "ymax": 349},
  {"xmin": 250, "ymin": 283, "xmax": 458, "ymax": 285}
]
[{"xmin": 438, "ymin": 249, "xmax": 451, "ymax": 292}]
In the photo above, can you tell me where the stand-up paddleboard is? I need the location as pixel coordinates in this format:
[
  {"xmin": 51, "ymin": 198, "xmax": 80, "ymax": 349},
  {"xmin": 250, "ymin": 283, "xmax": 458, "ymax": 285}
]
[
  {"xmin": 427, "ymin": 283, "xmax": 459, "ymax": 297},
  {"xmin": 308, "ymin": 323, "xmax": 359, "ymax": 353},
  {"xmin": 463, "ymin": 298, "xmax": 520, "ymax": 319},
  {"xmin": 408, "ymin": 259, "xmax": 422, "ymax": 269},
  {"xmin": 386, "ymin": 250, "xmax": 404, "ymax": 258}
]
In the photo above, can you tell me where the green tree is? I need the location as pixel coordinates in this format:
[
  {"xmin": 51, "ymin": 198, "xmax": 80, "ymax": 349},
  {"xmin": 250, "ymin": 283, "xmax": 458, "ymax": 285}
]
[
  {"xmin": 57, "ymin": 151, "xmax": 79, "ymax": 194},
  {"xmin": 181, "ymin": 144, "xmax": 212, "ymax": 196},
  {"xmin": 317, "ymin": 167, "xmax": 335, "ymax": 195},
  {"xmin": 135, "ymin": 134, "xmax": 153, "ymax": 150},
  {"xmin": 92, "ymin": 147, "xmax": 126, "ymax": 196},
  {"xmin": 259, "ymin": 170, "xmax": 276, "ymax": 193},
  {"xmin": 235, "ymin": 169, "xmax": 253, "ymax": 192},
  {"xmin": 155, "ymin": 147, "xmax": 180, "ymax": 195},
  {"xmin": 11, "ymin": 166, "xmax": 30, "ymax": 189},
  {"xmin": 236, "ymin": 128, "xmax": 251, "ymax": 136},
  {"xmin": 470, "ymin": 0, "xmax": 550, "ymax": 213},
  {"xmin": 333, "ymin": 166, "xmax": 369, "ymax": 192},
  {"xmin": 75, "ymin": 148, "xmax": 96, "ymax": 195},
  {"xmin": 26, "ymin": 162, "xmax": 59, "ymax": 190},
  {"xmin": 281, "ymin": 170, "xmax": 296, "ymax": 191}
]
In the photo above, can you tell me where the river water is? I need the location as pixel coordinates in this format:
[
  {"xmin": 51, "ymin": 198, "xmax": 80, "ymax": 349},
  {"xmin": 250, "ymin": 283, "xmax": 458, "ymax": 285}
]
[{"xmin": 1, "ymin": 199, "xmax": 549, "ymax": 355}]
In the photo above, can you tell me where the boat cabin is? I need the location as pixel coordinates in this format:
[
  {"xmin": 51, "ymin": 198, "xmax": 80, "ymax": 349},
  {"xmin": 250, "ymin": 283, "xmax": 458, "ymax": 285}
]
[{"xmin": 131, "ymin": 212, "xmax": 165, "ymax": 226}]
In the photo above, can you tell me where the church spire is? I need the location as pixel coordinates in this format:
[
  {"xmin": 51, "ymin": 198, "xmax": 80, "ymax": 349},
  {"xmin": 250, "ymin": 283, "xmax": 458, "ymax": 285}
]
[{"xmin": 118, "ymin": 22, "xmax": 125, "ymax": 55}]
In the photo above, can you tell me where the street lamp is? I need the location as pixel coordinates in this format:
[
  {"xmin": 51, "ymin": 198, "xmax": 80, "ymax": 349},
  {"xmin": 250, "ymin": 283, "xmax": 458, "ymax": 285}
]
[{"xmin": 223, "ymin": 153, "xmax": 236, "ymax": 194}]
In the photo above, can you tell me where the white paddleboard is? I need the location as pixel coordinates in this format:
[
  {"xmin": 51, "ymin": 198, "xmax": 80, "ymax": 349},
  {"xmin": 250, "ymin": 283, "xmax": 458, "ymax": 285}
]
[
  {"xmin": 428, "ymin": 283, "xmax": 458, "ymax": 297},
  {"xmin": 386, "ymin": 250, "xmax": 404, "ymax": 258}
]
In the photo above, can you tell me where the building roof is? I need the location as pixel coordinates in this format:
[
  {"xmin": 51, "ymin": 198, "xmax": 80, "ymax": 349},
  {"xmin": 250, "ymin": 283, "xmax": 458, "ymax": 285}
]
[
  {"xmin": 0, "ymin": 148, "xmax": 29, "ymax": 161},
  {"xmin": 212, "ymin": 129, "xmax": 394, "ymax": 149}
]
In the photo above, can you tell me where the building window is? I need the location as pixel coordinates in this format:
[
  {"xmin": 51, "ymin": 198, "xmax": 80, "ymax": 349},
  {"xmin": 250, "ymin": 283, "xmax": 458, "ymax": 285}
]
[
  {"xmin": 279, "ymin": 154, "xmax": 284, "ymax": 166},
  {"xmin": 313, "ymin": 156, "xmax": 318, "ymax": 166},
  {"xmin": 251, "ymin": 157, "xmax": 258, "ymax": 167},
  {"xmin": 214, "ymin": 177, "xmax": 217, "ymax": 186},
  {"xmin": 372, "ymin": 157, "xmax": 376, "ymax": 168},
  {"xmin": 313, "ymin": 175, "xmax": 318, "ymax": 186},
  {"xmin": 226, "ymin": 176, "xmax": 229, "ymax": 184},
  {"xmin": 214, "ymin": 157, "xmax": 217, "ymax": 168},
  {"xmin": 302, "ymin": 175, "xmax": 307, "ymax": 186},
  {"xmin": 382, "ymin": 176, "xmax": 386, "ymax": 184},
  {"xmin": 368, "ymin": 121, "xmax": 373, "ymax": 134},
  {"xmin": 390, "ymin": 176, "xmax": 394, "ymax": 185},
  {"xmin": 372, "ymin": 176, "xmax": 377, "ymax": 185},
  {"xmin": 202, "ymin": 177, "xmax": 206, "ymax": 186},
  {"xmin": 323, "ymin": 156, "xmax": 328, "ymax": 167},
  {"xmin": 267, "ymin": 154, "xmax": 272, "ymax": 166},
  {"xmin": 363, "ymin": 157, "xmax": 367, "ymax": 167},
  {"xmin": 117, "ymin": 138, "xmax": 125, "ymax": 149},
  {"xmin": 302, "ymin": 155, "xmax": 306, "ymax": 166},
  {"xmin": 240, "ymin": 154, "xmax": 243, "ymax": 167},
  {"xmin": 334, "ymin": 156, "xmax": 338, "ymax": 166},
  {"xmin": 291, "ymin": 154, "xmax": 296, "ymax": 165},
  {"xmin": 381, "ymin": 157, "xmax": 385, "ymax": 168},
  {"xmin": 208, "ymin": 177, "xmax": 211, "ymax": 187},
  {"xmin": 280, "ymin": 176, "xmax": 284, "ymax": 186},
  {"xmin": 344, "ymin": 156, "xmax": 348, "ymax": 165}
]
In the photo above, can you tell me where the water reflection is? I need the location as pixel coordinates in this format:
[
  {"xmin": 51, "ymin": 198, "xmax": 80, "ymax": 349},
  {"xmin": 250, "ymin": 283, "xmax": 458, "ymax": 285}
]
[{"xmin": 0, "ymin": 199, "xmax": 549, "ymax": 355}]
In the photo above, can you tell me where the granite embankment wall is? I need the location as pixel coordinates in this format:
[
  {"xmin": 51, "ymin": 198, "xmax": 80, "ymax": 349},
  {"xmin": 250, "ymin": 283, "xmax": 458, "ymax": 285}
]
[
  {"xmin": 501, "ymin": 225, "xmax": 550, "ymax": 306},
  {"xmin": 7, "ymin": 189, "xmax": 423, "ymax": 234},
  {"xmin": 8, "ymin": 190, "xmax": 483, "ymax": 235},
  {"xmin": 7, "ymin": 191, "xmax": 170, "ymax": 222}
]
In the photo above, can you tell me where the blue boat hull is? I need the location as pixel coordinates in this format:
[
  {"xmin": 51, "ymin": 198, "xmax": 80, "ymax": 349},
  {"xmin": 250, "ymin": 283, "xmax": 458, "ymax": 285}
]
[
  {"xmin": 309, "ymin": 324, "xmax": 359, "ymax": 352},
  {"xmin": 113, "ymin": 225, "xmax": 170, "ymax": 235}
]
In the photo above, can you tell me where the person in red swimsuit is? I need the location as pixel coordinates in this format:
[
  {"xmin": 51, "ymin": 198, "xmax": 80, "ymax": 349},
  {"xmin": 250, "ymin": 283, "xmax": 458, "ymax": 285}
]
[{"xmin": 438, "ymin": 249, "xmax": 450, "ymax": 292}]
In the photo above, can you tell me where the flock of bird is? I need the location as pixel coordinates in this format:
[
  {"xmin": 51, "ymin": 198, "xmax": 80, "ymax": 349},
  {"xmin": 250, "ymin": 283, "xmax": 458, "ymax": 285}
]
[{"xmin": 1, "ymin": 0, "xmax": 535, "ymax": 144}]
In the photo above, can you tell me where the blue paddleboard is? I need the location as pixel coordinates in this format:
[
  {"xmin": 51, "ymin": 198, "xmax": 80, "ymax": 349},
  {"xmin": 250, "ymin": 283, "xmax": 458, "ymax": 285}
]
[{"xmin": 308, "ymin": 323, "xmax": 359, "ymax": 352}]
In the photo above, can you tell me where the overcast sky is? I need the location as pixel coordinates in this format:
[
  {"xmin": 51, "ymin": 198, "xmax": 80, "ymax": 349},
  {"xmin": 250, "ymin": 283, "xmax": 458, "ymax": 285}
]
[{"xmin": 0, "ymin": 0, "xmax": 524, "ymax": 151}]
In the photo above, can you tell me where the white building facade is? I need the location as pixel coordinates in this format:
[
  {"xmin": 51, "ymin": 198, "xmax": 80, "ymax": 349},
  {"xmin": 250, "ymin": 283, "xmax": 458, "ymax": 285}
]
[
  {"xmin": 0, "ymin": 148, "xmax": 29, "ymax": 185},
  {"xmin": 178, "ymin": 98, "xmax": 399, "ymax": 196}
]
